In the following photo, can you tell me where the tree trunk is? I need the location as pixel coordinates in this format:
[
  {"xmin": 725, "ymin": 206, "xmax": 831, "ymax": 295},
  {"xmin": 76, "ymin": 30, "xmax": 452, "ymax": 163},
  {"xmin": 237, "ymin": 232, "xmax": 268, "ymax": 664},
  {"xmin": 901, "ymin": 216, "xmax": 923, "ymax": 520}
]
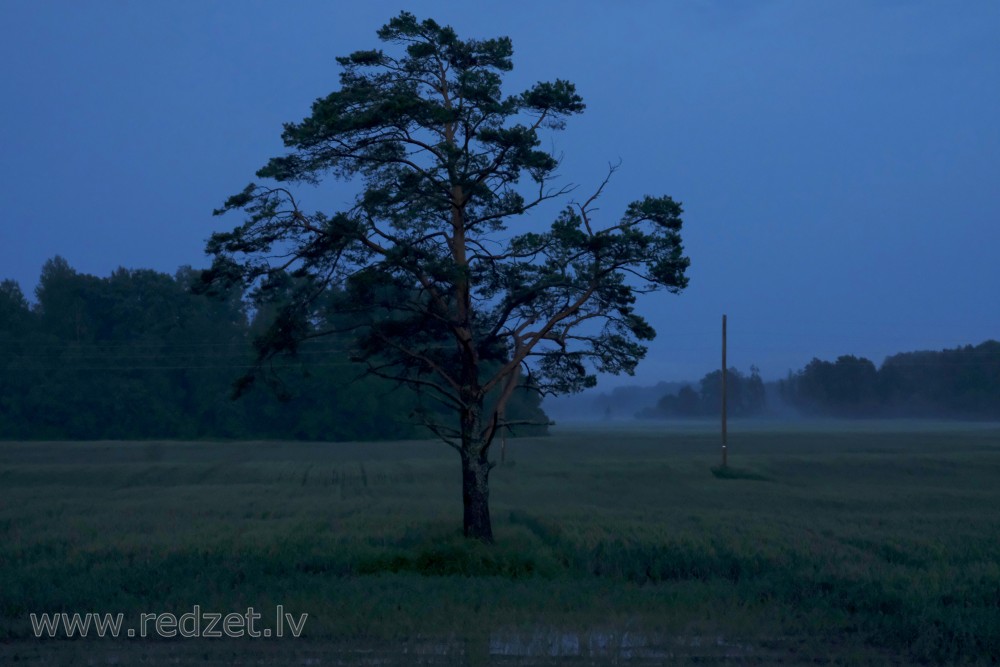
[
  {"xmin": 460, "ymin": 447, "xmax": 494, "ymax": 542},
  {"xmin": 458, "ymin": 361, "xmax": 493, "ymax": 541}
]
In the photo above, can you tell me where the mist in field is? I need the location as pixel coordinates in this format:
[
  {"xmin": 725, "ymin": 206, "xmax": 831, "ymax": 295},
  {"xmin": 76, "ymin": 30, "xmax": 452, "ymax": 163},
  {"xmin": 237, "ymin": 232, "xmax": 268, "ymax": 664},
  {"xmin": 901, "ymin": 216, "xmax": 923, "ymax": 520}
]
[{"xmin": 546, "ymin": 340, "xmax": 1000, "ymax": 424}]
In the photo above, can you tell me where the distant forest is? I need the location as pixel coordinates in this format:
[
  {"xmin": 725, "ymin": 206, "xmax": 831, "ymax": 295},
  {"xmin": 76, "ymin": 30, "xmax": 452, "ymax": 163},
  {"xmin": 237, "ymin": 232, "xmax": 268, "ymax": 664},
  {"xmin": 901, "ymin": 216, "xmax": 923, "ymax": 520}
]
[
  {"xmin": 0, "ymin": 257, "xmax": 546, "ymax": 440},
  {"xmin": 779, "ymin": 344, "xmax": 1000, "ymax": 419},
  {"xmin": 639, "ymin": 344, "xmax": 1000, "ymax": 421},
  {"xmin": 638, "ymin": 367, "xmax": 767, "ymax": 419},
  {"xmin": 2, "ymin": 258, "xmax": 997, "ymax": 439}
]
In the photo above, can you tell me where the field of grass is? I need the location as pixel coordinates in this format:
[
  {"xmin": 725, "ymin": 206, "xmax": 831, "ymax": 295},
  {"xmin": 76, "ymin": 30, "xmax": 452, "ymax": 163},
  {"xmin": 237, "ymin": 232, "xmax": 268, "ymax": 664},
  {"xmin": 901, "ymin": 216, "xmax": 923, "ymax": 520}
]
[{"xmin": 1, "ymin": 420, "xmax": 999, "ymax": 665}]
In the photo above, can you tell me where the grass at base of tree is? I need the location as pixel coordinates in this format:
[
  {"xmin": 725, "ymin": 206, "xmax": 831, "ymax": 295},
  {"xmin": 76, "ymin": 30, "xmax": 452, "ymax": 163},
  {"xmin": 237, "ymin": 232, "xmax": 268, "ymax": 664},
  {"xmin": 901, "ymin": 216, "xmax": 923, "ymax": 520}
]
[
  {"xmin": 1, "ymin": 421, "xmax": 998, "ymax": 664},
  {"xmin": 709, "ymin": 464, "xmax": 771, "ymax": 481}
]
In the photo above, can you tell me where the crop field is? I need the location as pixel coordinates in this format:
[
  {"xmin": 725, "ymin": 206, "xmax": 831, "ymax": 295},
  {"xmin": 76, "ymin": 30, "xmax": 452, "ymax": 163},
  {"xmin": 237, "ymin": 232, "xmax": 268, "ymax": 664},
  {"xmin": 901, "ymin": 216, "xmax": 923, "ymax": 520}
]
[{"xmin": 1, "ymin": 421, "xmax": 999, "ymax": 665}]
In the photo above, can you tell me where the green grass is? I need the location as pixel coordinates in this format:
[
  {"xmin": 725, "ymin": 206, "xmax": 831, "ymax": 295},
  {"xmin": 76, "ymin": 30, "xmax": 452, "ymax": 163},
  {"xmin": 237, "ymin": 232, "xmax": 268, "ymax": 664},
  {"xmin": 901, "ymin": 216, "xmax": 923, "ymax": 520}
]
[
  {"xmin": 1, "ymin": 421, "xmax": 999, "ymax": 664},
  {"xmin": 709, "ymin": 464, "xmax": 770, "ymax": 480}
]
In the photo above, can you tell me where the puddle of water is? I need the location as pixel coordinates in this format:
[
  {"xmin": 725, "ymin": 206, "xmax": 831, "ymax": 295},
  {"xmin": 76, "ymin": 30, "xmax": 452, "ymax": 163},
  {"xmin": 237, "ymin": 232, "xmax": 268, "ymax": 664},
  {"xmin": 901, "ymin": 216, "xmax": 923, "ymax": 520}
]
[{"xmin": 487, "ymin": 630, "xmax": 754, "ymax": 660}]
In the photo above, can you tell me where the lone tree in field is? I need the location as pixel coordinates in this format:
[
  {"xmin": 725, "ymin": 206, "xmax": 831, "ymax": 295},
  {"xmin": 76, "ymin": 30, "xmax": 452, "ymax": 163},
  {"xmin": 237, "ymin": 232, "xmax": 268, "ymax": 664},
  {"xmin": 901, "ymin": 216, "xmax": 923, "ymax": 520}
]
[{"xmin": 205, "ymin": 12, "xmax": 690, "ymax": 541}]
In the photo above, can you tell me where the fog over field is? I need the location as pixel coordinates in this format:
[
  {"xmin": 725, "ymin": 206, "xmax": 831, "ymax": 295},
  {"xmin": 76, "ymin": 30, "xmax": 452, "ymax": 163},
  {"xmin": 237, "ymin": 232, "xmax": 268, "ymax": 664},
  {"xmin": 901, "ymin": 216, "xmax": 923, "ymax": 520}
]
[{"xmin": 546, "ymin": 339, "xmax": 1000, "ymax": 424}]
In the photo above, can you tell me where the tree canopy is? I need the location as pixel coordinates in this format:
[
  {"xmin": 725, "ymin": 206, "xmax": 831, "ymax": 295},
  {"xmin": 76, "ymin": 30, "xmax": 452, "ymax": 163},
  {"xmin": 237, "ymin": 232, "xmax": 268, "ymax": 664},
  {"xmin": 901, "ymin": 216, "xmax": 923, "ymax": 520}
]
[{"xmin": 204, "ymin": 12, "xmax": 690, "ymax": 540}]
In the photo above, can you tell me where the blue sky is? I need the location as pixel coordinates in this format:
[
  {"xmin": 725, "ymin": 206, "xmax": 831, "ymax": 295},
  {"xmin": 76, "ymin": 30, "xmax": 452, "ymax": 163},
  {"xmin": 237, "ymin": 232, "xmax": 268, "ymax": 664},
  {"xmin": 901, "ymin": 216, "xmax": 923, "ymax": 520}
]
[{"xmin": 1, "ymin": 1, "xmax": 997, "ymax": 385}]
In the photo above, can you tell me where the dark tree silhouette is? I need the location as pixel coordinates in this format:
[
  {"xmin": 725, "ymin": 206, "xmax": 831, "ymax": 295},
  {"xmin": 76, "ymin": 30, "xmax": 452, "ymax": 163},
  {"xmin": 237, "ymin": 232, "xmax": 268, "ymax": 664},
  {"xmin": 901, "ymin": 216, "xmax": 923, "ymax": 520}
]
[
  {"xmin": 645, "ymin": 366, "xmax": 766, "ymax": 418},
  {"xmin": 204, "ymin": 13, "xmax": 690, "ymax": 541}
]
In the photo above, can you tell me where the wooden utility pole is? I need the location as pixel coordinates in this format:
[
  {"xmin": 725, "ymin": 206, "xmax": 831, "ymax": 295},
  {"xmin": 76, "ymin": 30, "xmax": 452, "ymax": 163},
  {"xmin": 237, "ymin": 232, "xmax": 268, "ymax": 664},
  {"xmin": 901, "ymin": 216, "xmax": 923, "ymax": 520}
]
[{"xmin": 721, "ymin": 314, "xmax": 728, "ymax": 467}]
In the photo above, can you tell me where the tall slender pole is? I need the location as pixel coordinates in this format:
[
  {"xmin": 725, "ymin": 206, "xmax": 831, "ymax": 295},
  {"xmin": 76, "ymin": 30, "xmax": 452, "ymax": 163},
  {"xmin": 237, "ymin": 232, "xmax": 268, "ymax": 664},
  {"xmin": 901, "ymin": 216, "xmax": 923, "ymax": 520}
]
[{"xmin": 722, "ymin": 314, "xmax": 728, "ymax": 467}]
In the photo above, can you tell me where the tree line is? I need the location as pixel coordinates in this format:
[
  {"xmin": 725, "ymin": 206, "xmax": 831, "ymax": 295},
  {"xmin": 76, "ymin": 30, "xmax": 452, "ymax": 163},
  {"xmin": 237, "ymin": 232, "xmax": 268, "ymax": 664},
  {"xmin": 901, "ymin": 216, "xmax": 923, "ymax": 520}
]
[
  {"xmin": 638, "ymin": 342, "xmax": 1000, "ymax": 421},
  {"xmin": 638, "ymin": 366, "xmax": 767, "ymax": 419},
  {"xmin": 0, "ymin": 257, "xmax": 547, "ymax": 440},
  {"xmin": 779, "ymin": 343, "xmax": 1000, "ymax": 419}
]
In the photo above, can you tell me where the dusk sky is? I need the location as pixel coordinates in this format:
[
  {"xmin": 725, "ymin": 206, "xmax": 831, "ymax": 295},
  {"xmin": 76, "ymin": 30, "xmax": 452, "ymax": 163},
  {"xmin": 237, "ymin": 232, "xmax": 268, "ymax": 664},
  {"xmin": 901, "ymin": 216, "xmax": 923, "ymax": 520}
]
[{"xmin": 1, "ymin": 1, "xmax": 997, "ymax": 386}]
